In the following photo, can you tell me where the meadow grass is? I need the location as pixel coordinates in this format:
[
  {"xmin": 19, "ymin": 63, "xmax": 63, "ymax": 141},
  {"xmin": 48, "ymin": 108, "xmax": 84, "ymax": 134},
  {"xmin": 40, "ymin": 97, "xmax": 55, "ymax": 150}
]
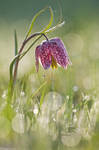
[{"xmin": 0, "ymin": 10, "xmax": 99, "ymax": 150}]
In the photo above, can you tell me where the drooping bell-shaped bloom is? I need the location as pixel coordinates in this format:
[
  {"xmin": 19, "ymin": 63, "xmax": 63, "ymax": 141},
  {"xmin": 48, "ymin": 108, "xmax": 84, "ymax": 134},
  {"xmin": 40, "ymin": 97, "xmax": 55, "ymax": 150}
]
[{"xmin": 35, "ymin": 38, "xmax": 71, "ymax": 72}]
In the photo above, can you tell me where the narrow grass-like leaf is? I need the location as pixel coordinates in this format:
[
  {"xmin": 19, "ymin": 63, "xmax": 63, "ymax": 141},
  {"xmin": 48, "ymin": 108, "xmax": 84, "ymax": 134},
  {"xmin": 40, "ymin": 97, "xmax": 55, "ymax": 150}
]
[
  {"xmin": 9, "ymin": 53, "xmax": 22, "ymax": 97},
  {"xmin": 14, "ymin": 30, "xmax": 18, "ymax": 56},
  {"xmin": 19, "ymin": 35, "xmax": 42, "ymax": 60},
  {"xmin": 40, "ymin": 85, "xmax": 46, "ymax": 107},
  {"xmin": 45, "ymin": 21, "xmax": 65, "ymax": 34},
  {"xmin": 8, "ymin": 54, "xmax": 20, "ymax": 99},
  {"xmin": 27, "ymin": 81, "xmax": 47, "ymax": 105},
  {"xmin": 9, "ymin": 35, "xmax": 43, "ymax": 82},
  {"xmin": 9, "ymin": 54, "xmax": 20, "ymax": 81},
  {"xmin": 31, "ymin": 81, "xmax": 47, "ymax": 98},
  {"xmin": 25, "ymin": 6, "xmax": 48, "ymax": 39},
  {"xmin": 41, "ymin": 7, "xmax": 53, "ymax": 33}
]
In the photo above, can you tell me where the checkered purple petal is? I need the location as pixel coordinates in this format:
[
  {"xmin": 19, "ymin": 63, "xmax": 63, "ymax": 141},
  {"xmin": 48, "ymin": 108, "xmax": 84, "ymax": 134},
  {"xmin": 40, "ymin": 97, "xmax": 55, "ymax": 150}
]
[
  {"xmin": 50, "ymin": 38, "xmax": 71, "ymax": 68},
  {"xmin": 39, "ymin": 42, "xmax": 52, "ymax": 69},
  {"xmin": 35, "ymin": 37, "xmax": 71, "ymax": 71}
]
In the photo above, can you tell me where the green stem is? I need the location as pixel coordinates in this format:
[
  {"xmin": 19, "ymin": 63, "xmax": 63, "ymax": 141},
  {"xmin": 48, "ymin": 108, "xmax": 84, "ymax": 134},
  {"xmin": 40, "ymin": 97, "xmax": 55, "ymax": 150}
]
[
  {"xmin": 13, "ymin": 32, "xmax": 48, "ymax": 86},
  {"xmin": 19, "ymin": 35, "xmax": 42, "ymax": 60},
  {"xmin": 9, "ymin": 33, "xmax": 48, "ymax": 97}
]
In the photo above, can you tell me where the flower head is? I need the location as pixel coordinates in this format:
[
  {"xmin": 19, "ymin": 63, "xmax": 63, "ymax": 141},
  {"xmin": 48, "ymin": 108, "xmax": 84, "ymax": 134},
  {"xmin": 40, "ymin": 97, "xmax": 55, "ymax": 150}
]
[{"xmin": 35, "ymin": 38, "xmax": 71, "ymax": 72}]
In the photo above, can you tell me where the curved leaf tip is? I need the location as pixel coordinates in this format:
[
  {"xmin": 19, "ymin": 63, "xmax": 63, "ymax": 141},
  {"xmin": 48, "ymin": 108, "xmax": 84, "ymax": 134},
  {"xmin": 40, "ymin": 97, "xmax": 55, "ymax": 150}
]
[{"xmin": 26, "ymin": 6, "xmax": 53, "ymax": 39}]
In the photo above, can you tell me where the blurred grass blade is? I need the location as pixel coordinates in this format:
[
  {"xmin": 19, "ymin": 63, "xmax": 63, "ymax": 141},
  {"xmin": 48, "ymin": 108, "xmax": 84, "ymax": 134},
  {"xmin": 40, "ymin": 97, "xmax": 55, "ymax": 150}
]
[
  {"xmin": 31, "ymin": 81, "xmax": 47, "ymax": 98},
  {"xmin": 9, "ymin": 53, "xmax": 21, "ymax": 97},
  {"xmin": 40, "ymin": 85, "xmax": 46, "ymax": 107},
  {"xmin": 9, "ymin": 54, "xmax": 20, "ymax": 81},
  {"xmin": 14, "ymin": 30, "xmax": 18, "ymax": 56},
  {"xmin": 26, "ymin": 6, "xmax": 49, "ymax": 39},
  {"xmin": 27, "ymin": 81, "xmax": 47, "ymax": 105},
  {"xmin": 41, "ymin": 7, "xmax": 53, "ymax": 33},
  {"xmin": 9, "ymin": 52, "xmax": 23, "ymax": 82}
]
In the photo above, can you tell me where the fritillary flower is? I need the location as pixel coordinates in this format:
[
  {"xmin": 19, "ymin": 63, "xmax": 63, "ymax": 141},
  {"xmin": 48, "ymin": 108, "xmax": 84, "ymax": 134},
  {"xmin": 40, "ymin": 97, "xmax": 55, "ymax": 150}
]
[{"xmin": 35, "ymin": 38, "xmax": 71, "ymax": 72}]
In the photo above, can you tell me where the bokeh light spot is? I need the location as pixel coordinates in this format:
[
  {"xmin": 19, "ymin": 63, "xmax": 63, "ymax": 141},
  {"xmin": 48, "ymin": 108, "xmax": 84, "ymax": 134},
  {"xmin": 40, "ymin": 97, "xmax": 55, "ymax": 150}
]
[
  {"xmin": 12, "ymin": 113, "xmax": 30, "ymax": 134},
  {"xmin": 42, "ymin": 92, "xmax": 63, "ymax": 111}
]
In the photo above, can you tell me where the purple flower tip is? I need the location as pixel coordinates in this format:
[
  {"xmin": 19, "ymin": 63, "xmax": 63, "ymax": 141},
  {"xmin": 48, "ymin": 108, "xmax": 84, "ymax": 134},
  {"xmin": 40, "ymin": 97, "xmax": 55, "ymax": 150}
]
[{"xmin": 35, "ymin": 38, "xmax": 71, "ymax": 72}]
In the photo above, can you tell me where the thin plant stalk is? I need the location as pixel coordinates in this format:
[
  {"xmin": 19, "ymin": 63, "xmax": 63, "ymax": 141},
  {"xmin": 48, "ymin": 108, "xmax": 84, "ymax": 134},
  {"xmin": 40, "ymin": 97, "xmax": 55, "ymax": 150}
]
[{"xmin": 13, "ymin": 32, "xmax": 48, "ymax": 86}]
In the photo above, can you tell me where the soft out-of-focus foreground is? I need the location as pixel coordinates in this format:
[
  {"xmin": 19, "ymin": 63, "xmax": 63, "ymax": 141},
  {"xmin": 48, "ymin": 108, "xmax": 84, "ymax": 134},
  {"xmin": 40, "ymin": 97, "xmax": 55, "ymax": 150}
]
[{"xmin": 0, "ymin": 0, "xmax": 99, "ymax": 150}]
